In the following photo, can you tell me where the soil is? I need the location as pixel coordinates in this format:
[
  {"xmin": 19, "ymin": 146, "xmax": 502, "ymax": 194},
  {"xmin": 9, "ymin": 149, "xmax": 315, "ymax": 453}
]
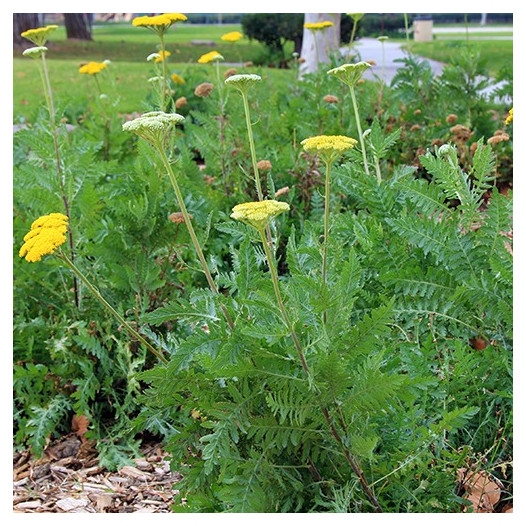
[{"xmin": 13, "ymin": 435, "xmax": 181, "ymax": 513}]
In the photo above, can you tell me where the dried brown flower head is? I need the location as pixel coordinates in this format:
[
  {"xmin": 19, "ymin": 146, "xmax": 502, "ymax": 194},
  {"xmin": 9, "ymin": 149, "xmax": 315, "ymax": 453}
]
[
  {"xmin": 410, "ymin": 124, "xmax": 421, "ymax": 132},
  {"xmin": 244, "ymin": 61, "xmax": 254, "ymax": 67},
  {"xmin": 413, "ymin": 109, "xmax": 422, "ymax": 115},
  {"xmin": 298, "ymin": 57, "xmax": 306, "ymax": 64},
  {"xmin": 446, "ymin": 113, "xmax": 458, "ymax": 124},
  {"xmin": 450, "ymin": 124, "xmax": 472, "ymax": 141},
  {"xmin": 431, "ymin": 138, "xmax": 444, "ymax": 147},
  {"xmin": 323, "ymin": 94, "xmax": 339, "ymax": 104},
  {"xmin": 356, "ymin": 78, "xmax": 365, "ymax": 85},
  {"xmin": 470, "ymin": 142, "xmax": 479, "ymax": 156},
  {"xmin": 366, "ymin": 60, "xmax": 376, "ymax": 66},
  {"xmin": 224, "ymin": 68, "xmax": 238, "ymax": 78},
  {"xmin": 169, "ymin": 212, "xmax": 192, "ymax": 224},
  {"xmin": 175, "ymin": 96, "xmax": 187, "ymax": 109},
  {"xmin": 257, "ymin": 160, "xmax": 272, "ymax": 171},
  {"xmin": 488, "ymin": 133, "xmax": 510, "ymax": 145},
  {"xmin": 204, "ymin": 175, "xmax": 216, "ymax": 185},
  {"xmin": 194, "ymin": 82, "xmax": 214, "ymax": 97}
]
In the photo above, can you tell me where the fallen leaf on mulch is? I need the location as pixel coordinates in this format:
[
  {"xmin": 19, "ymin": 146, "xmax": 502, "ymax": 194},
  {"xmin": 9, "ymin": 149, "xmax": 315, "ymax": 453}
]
[
  {"xmin": 71, "ymin": 414, "xmax": 90, "ymax": 442},
  {"xmin": 458, "ymin": 468, "xmax": 503, "ymax": 513}
]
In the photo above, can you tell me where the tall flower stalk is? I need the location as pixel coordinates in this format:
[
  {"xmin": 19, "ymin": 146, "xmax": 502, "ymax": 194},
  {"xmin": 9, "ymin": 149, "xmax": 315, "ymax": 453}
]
[
  {"xmin": 301, "ymin": 136, "xmax": 357, "ymax": 323},
  {"xmin": 328, "ymin": 62, "xmax": 372, "ymax": 175},
  {"xmin": 123, "ymin": 112, "xmax": 234, "ymax": 330},
  {"xmin": 132, "ymin": 13, "xmax": 188, "ymax": 111},
  {"xmin": 19, "ymin": 213, "xmax": 167, "ymax": 363},
  {"xmin": 346, "ymin": 13, "xmax": 364, "ymax": 61},
  {"xmin": 21, "ymin": 27, "xmax": 79, "ymax": 307},
  {"xmin": 231, "ymin": 200, "xmax": 382, "ymax": 512},
  {"xmin": 225, "ymin": 74, "xmax": 264, "ymax": 199}
]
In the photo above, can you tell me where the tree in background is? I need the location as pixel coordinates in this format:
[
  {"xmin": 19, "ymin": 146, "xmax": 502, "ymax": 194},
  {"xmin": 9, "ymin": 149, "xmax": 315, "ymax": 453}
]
[
  {"xmin": 64, "ymin": 13, "xmax": 93, "ymax": 41},
  {"xmin": 13, "ymin": 13, "xmax": 43, "ymax": 46},
  {"xmin": 300, "ymin": 13, "xmax": 341, "ymax": 75}
]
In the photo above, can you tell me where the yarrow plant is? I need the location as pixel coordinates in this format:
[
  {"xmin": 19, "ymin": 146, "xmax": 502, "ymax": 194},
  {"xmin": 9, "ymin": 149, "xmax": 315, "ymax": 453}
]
[
  {"xmin": 221, "ymin": 31, "xmax": 243, "ymax": 42},
  {"xmin": 123, "ymin": 112, "xmax": 234, "ymax": 329},
  {"xmin": 19, "ymin": 214, "xmax": 166, "ymax": 363},
  {"xmin": 328, "ymin": 62, "xmax": 372, "ymax": 175},
  {"xmin": 301, "ymin": 136, "xmax": 357, "ymax": 321},
  {"xmin": 132, "ymin": 13, "xmax": 187, "ymax": 111},
  {"xmin": 304, "ymin": 20, "xmax": 334, "ymax": 68},
  {"xmin": 79, "ymin": 61, "xmax": 107, "ymax": 75}
]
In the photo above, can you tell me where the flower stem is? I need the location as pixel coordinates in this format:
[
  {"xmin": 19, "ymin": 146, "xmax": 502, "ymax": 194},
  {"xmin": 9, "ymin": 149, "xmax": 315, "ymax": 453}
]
[
  {"xmin": 159, "ymin": 33, "xmax": 167, "ymax": 111},
  {"xmin": 257, "ymin": 228, "xmax": 382, "ymax": 511},
  {"xmin": 40, "ymin": 52, "xmax": 79, "ymax": 308},
  {"xmin": 156, "ymin": 147, "xmax": 235, "ymax": 330},
  {"xmin": 349, "ymin": 86, "xmax": 370, "ymax": 175},
  {"xmin": 57, "ymin": 252, "xmax": 167, "ymax": 364},
  {"xmin": 374, "ymin": 156, "xmax": 382, "ymax": 184},
  {"xmin": 321, "ymin": 159, "xmax": 332, "ymax": 324},
  {"xmin": 258, "ymin": 229, "xmax": 308, "ymax": 374},
  {"xmin": 241, "ymin": 92, "xmax": 263, "ymax": 200},
  {"xmin": 347, "ymin": 20, "xmax": 358, "ymax": 61}
]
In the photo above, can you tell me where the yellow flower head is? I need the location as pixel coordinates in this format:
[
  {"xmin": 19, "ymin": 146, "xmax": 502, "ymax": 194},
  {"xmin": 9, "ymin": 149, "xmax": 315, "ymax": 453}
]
[
  {"xmin": 348, "ymin": 13, "xmax": 364, "ymax": 22},
  {"xmin": 21, "ymin": 25, "xmax": 58, "ymax": 46},
  {"xmin": 155, "ymin": 50, "xmax": 171, "ymax": 63},
  {"xmin": 505, "ymin": 108, "xmax": 513, "ymax": 125},
  {"xmin": 301, "ymin": 135, "xmax": 357, "ymax": 164},
  {"xmin": 79, "ymin": 61, "xmax": 107, "ymax": 75},
  {"xmin": 304, "ymin": 21, "xmax": 334, "ymax": 31},
  {"xmin": 197, "ymin": 50, "xmax": 224, "ymax": 64},
  {"xmin": 171, "ymin": 72, "xmax": 185, "ymax": 85},
  {"xmin": 221, "ymin": 31, "xmax": 243, "ymax": 42},
  {"xmin": 19, "ymin": 213, "xmax": 69, "ymax": 263},
  {"xmin": 231, "ymin": 200, "xmax": 290, "ymax": 231},
  {"xmin": 327, "ymin": 61, "xmax": 372, "ymax": 88},
  {"xmin": 132, "ymin": 13, "xmax": 186, "ymax": 34}
]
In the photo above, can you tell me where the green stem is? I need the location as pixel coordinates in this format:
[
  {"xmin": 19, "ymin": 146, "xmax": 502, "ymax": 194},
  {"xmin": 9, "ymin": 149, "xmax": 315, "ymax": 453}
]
[
  {"xmin": 374, "ymin": 156, "xmax": 382, "ymax": 184},
  {"xmin": 40, "ymin": 52, "xmax": 79, "ymax": 308},
  {"xmin": 157, "ymin": 148, "xmax": 235, "ymax": 330},
  {"xmin": 58, "ymin": 252, "xmax": 167, "ymax": 363},
  {"xmin": 347, "ymin": 20, "xmax": 358, "ymax": 61},
  {"xmin": 241, "ymin": 92, "xmax": 263, "ymax": 200},
  {"xmin": 258, "ymin": 229, "xmax": 308, "ymax": 375},
  {"xmin": 159, "ymin": 33, "xmax": 167, "ymax": 111},
  {"xmin": 321, "ymin": 160, "xmax": 331, "ymax": 324},
  {"xmin": 257, "ymin": 228, "xmax": 382, "ymax": 511},
  {"xmin": 349, "ymin": 86, "xmax": 370, "ymax": 175}
]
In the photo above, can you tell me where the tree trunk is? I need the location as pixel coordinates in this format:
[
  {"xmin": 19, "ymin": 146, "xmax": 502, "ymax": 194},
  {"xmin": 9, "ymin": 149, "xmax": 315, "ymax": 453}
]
[
  {"xmin": 299, "ymin": 13, "xmax": 341, "ymax": 76},
  {"xmin": 480, "ymin": 13, "xmax": 487, "ymax": 26},
  {"xmin": 64, "ymin": 13, "xmax": 93, "ymax": 40},
  {"xmin": 13, "ymin": 13, "xmax": 43, "ymax": 46}
]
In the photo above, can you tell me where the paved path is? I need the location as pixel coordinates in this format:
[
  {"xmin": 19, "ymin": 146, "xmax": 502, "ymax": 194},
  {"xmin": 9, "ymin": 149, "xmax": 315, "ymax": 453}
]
[
  {"xmin": 342, "ymin": 38, "xmax": 511, "ymax": 103},
  {"xmin": 343, "ymin": 38, "xmax": 444, "ymax": 84}
]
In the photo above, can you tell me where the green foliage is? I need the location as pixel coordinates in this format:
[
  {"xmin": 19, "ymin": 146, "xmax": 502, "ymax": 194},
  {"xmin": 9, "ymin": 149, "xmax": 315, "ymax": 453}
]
[{"xmin": 14, "ymin": 30, "xmax": 512, "ymax": 513}]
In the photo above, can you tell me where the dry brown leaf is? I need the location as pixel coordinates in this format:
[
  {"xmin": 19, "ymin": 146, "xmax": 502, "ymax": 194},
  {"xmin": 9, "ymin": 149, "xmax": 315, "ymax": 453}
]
[
  {"xmin": 72, "ymin": 414, "xmax": 90, "ymax": 442},
  {"xmin": 458, "ymin": 468, "xmax": 502, "ymax": 513}
]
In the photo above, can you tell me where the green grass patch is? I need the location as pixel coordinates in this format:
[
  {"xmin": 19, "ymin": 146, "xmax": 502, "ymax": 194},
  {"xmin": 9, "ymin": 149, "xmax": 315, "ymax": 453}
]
[{"xmin": 410, "ymin": 39, "xmax": 512, "ymax": 77}]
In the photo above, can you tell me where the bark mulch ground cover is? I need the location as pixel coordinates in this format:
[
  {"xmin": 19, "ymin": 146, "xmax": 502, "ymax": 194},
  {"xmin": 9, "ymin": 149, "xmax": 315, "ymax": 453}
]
[{"xmin": 13, "ymin": 436, "xmax": 181, "ymax": 513}]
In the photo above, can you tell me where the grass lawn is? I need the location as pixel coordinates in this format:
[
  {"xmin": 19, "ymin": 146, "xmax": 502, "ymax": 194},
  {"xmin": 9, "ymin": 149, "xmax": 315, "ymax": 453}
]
[{"xmin": 410, "ymin": 39, "xmax": 513, "ymax": 77}]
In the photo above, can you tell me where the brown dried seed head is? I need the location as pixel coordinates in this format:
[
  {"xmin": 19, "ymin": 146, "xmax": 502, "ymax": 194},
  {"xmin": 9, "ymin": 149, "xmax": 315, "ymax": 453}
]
[
  {"xmin": 169, "ymin": 212, "xmax": 192, "ymax": 224},
  {"xmin": 410, "ymin": 124, "xmax": 421, "ymax": 132},
  {"xmin": 446, "ymin": 113, "xmax": 458, "ymax": 124},
  {"xmin": 431, "ymin": 138, "xmax": 443, "ymax": 147},
  {"xmin": 494, "ymin": 129, "xmax": 505, "ymax": 136},
  {"xmin": 488, "ymin": 133, "xmax": 510, "ymax": 145},
  {"xmin": 204, "ymin": 175, "xmax": 216, "ymax": 185},
  {"xmin": 244, "ymin": 61, "xmax": 254, "ymax": 67},
  {"xmin": 257, "ymin": 160, "xmax": 272, "ymax": 171},
  {"xmin": 450, "ymin": 124, "xmax": 472, "ymax": 141},
  {"xmin": 298, "ymin": 57, "xmax": 306, "ymax": 64},
  {"xmin": 356, "ymin": 78, "xmax": 365, "ymax": 85},
  {"xmin": 323, "ymin": 94, "xmax": 339, "ymax": 104},
  {"xmin": 366, "ymin": 60, "xmax": 376, "ymax": 66},
  {"xmin": 470, "ymin": 142, "xmax": 479, "ymax": 156},
  {"xmin": 194, "ymin": 82, "xmax": 215, "ymax": 97},
  {"xmin": 413, "ymin": 109, "xmax": 422, "ymax": 115},
  {"xmin": 224, "ymin": 68, "xmax": 238, "ymax": 79},
  {"xmin": 175, "ymin": 96, "xmax": 187, "ymax": 109}
]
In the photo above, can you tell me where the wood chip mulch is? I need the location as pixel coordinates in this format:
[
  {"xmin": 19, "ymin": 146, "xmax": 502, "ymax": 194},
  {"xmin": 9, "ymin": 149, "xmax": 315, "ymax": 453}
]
[{"xmin": 13, "ymin": 435, "xmax": 182, "ymax": 513}]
